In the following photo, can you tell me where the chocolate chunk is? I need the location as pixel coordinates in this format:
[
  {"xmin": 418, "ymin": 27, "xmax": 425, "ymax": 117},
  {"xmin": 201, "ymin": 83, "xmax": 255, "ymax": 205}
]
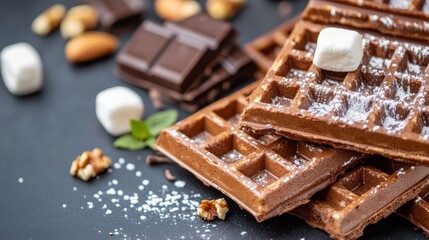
[
  {"xmin": 117, "ymin": 14, "xmax": 236, "ymax": 93},
  {"xmin": 146, "ymin": 154, "xmax": 171, "ymax": 165},
  {"xmin": 117, "ymin": 46, "xmax": 255, "ymax": 111},
  {"xmin": 85, "ymin": 0, "xmax": 145, "ymax": 30}
]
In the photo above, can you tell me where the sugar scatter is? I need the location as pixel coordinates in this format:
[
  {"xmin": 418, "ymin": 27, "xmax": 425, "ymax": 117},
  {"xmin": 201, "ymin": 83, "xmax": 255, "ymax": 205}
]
[{"xmin": 69, "ymin": 157, "xmax": 220, "ymax": 240}]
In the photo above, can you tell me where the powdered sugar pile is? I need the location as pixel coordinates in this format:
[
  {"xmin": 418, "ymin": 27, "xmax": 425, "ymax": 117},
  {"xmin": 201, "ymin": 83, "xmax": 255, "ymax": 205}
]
[{"xmin": 66, "ymin": 156, "xmax": 224, "ymax": 239}]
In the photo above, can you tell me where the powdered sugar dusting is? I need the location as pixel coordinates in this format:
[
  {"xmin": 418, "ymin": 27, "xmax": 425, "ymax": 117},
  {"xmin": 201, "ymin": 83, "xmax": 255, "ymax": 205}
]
[
  {"xmin": 192, "ymin": 131, "xmax": 213, "ymax": 145},
  {"xmin": 381, "ymin": 104, "xmax": 409, "ymax": 131},
  {"xmin": 369, "ymin": 56, "xmax": 391, "ymax": 69},
  {"xmin": 424, "ymin": 1, "xmax": 429, "ymax": 13},
  {"xmin": 406, "ymin": 62, "xmax": 424, "ymax": 75},
  {"xmin": 344, "ymin": 96, "xmax": 372, "ymax": 123},
  {"xmin": 389, "ymin": 0, "xmax": 410, "ymax": 9},
  {"xmin": 271, "ymin": 96, "xmax": 293, "ymax": 107},
  {"xmin": 321, "ymin": 78, "xmax": 342, "ymax": 87},
  {"xmin": 220, "ymin": 150, "xmax": 243, "ymax": 163},
  {"xmin": 305, "ymin": 42, "xmax": 317, "ymax": 53},
  {"xmin": 394, "ymin": 79, "xmax": 418, "ymax": 102},
  {"xmin": 422, "ymin": 126, "xmax": 429, "ymax": 136},
  {"xmin": 285, "ymin": 69, "xmax": 307, "ymax": 79},
  {"xmin": 308, "ymin": 102, "xmax": 333, "ymax": 116},
  {"xmin": 67, "ymin": 157, "xmax": 225, "ymax": 239},
  {"xmin": 251, "ymin": 170, "xmax": 278, "ymax": 187}
]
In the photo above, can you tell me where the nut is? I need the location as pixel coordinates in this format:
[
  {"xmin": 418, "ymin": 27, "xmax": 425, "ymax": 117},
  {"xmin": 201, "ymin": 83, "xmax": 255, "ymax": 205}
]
[
  {"xmin": 197, "ymin": 198, "xmax": 229, "ymax": 221},
  {"xmin": 32, "ymin": 4, "xmax": 66, "ymax": 36},
  {"xmin": 206, "ymin": 0, "xmax": 245, "ymax": 20},
  {"xmin": 155, "ymin": 0, "xmax": 201, "ymax": 21},
  {"xmin": 61, "ymin": 5, "xmax": 98, "ymax": 39},
  {"xmin": 164, "ymin": 169, "xmax": 176, "ymax": 181},
  {"xmin": 65, "ymin": 32, "xmax": 119, "ymax": 63},
  {"xmin": 70, "ymin": 148, "xmax": 112, "ymax": 181}
]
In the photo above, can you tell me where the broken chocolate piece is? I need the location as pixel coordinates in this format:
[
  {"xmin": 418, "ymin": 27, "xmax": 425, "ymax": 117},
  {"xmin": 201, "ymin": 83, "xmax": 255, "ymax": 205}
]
[{"xmin": 85, "ymin": 0, "xmax": 145, "ymax": 30}]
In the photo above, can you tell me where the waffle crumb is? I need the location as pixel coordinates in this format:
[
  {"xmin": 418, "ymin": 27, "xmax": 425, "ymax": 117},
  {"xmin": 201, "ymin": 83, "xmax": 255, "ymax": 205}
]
[
  {"xmin": 197, "ymin": 198, "xmax": 229, "ymax": 221},
  {"xmin": 70, "ymin": 148, "xmax": 112, "ymax": 181}
]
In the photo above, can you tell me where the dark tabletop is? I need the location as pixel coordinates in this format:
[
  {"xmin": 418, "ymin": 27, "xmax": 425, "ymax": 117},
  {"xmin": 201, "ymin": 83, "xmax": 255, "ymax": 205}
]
[{"xmin": 0, "ymin": 0, "xmax": 425, "ymax": 239}]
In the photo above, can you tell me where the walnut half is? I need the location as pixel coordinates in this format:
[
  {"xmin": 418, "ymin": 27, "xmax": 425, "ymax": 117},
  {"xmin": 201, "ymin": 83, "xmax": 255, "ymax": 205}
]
[
  {"xmin": 70, "ymin": 148, "xmax": 112, "ymax": 181},
  {"xmin": 197, "ymin": 198, "xmax": 229, "ymax": 221}
]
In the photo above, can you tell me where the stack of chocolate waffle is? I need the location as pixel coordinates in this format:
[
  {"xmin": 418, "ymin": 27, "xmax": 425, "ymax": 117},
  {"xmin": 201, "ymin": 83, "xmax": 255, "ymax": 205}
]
[{"xmin": 157, "ymin": 0, "xmax": 429, "ymax": 239}]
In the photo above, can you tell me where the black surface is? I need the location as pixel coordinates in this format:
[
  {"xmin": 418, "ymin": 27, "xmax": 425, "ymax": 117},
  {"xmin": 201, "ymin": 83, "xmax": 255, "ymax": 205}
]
[{"xmin": 0, "ymin": 0, "xmax": 425, "ymax": 239}]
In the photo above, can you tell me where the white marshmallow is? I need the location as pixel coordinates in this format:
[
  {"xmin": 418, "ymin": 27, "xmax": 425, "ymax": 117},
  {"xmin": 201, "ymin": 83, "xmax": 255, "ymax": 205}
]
[
  {"xmin": 1, "ymin": 43, "xmax": 43, "ymax": 95},
  {"xmin": 313, "ymin": 28, "xmax": 363, "ymax": 72},
  {"xmin": 96, "ymin": 86, "xmax": 144, "ymax": 136}
]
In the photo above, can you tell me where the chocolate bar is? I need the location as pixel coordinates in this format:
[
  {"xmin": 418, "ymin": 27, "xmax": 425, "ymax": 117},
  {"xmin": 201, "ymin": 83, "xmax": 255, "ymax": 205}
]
[
  {"xmin": 240, "ymin": 19, "xmax": 429, "ymax": 165},
  {"xmin": 117, "ymin": 14, "xmax": 236, "ymax": 93},
  {"xmin": 244, "ymin": 17, "xmax": 298, "ymax": 74},
  {"xmin": 85, "ymin": 0, "xmax": 146, "ymax": 29},
  {"xmin": 303, "ymin": 0, "xmax": 429, "ymax": 41},
  {"xmin": 156, "ymin": 82, "xmax": 366, "ymax": 222},
  {"xmin": 397, "ymin": 186, "xmax": 429, "ymax": 237},
  {"xmin": 117, "ymin": 46, "xmax": 255, "ymax": 111},
  {"xmin": 292, "ymin": 157, "xmax": 429, "ymax": 239},
  {"xmin": 169, "ymin": 47, "xmax": 255, "ymax": 111}
]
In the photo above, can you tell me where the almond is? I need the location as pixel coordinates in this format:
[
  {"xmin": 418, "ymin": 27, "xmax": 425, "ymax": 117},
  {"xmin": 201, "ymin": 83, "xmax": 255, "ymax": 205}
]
[{"xmin": 65, "ymin": 32, "xmax": 118, "ymax": 63}]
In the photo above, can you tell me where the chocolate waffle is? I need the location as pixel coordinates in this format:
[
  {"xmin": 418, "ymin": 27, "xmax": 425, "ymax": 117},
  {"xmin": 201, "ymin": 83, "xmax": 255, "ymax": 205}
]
[
  {"xmin": 397, "ymin": 186, "xmax": 429, "ymax": 237},
  {"xmin": 332, "ymin": 0, "xmax": 429, "ymax": 17},
  {"xmin": 240, "ymin": 20, "xmax": 429, "ymax": 165},
  {"xmin": 292, "ymin": 157, "xmax": 429, "ymax": 240},
  {"xmin": 156, "ymin": 82, "xmax": 366, "ymax": 222},
  {"xmin": 244, "ymin": 17, "xmax": 298, "ymax": 74},
  {"xmin": 303, "ymin": 0, "xmax": 429, "ymax": 41}
]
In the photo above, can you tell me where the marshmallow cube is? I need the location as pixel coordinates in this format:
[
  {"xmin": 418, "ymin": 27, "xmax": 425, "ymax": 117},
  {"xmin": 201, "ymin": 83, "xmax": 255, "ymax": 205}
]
[
  {"xmin": 96, "ymin": 86, "xmax": 144, "ymax": 136},
  {"xmin": 313, "ymin": 28, "xmax": 363, "ymax": 72},
  {"xmin": 1, "ymin": 43, "xmax": 43, "ymax": 95}
]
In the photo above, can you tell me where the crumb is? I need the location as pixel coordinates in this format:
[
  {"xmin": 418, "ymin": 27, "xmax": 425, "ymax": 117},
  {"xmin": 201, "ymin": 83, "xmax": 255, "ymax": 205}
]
[
  {"xmin": 165, "ymin": 169, "xmax": 176, "ymax": 181},
  {"xmin": 174, "ymin": 180, "xmax": 186, "ymax": 188},
  {"xmin": 146, "ymin": 154, "xmax": 171, "ymax": 165}
]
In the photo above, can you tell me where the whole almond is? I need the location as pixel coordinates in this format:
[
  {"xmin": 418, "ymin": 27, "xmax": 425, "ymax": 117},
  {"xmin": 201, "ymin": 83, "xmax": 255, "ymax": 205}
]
[{"xmin": 65, "ymin": 32, "xmax": 119, "ymax": 63}]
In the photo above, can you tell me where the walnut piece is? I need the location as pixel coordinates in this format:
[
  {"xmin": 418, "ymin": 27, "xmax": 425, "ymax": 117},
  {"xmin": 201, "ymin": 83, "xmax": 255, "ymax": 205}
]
[
  {"xmin": 70, "ymin": 148, "xmax": 112, "ymax": 181},
  {"xmin": 197, "ymin": 198, "xmax": 229, "ymax": 221}
]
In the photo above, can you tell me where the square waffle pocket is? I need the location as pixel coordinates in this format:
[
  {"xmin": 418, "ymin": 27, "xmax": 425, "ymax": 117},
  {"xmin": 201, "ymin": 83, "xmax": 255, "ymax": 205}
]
[
  {"xmin": 292, "ymin": 156, "xmax": 429, "ymax": 240},
  {"xmin": 244, "ymin": 17, "xmax": 298, "ymax": 74},
  {"xmin": 157, "ymin": 82, "xmax": 366, "ymax": 222},
  {"xmin": 240, "ymin": 20, "xmax": 429, "ymax": 165}
]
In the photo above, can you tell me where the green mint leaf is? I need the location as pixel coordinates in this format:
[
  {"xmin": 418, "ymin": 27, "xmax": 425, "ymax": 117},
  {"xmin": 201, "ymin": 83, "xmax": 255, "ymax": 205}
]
[
  {"xmin": 131, "ymin": 119, "xmax": 150, "ymax": 140},
  {"xmin": 114, "ymin": 134, "xmax": 147, "ymax": 151},
  {"xmin": 145, "ymin": 109, "xmax": 178, "ymax": 136},
  {"xmin": 145, "ymin": 137, "xmax": 157, "ymax": 150}
]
